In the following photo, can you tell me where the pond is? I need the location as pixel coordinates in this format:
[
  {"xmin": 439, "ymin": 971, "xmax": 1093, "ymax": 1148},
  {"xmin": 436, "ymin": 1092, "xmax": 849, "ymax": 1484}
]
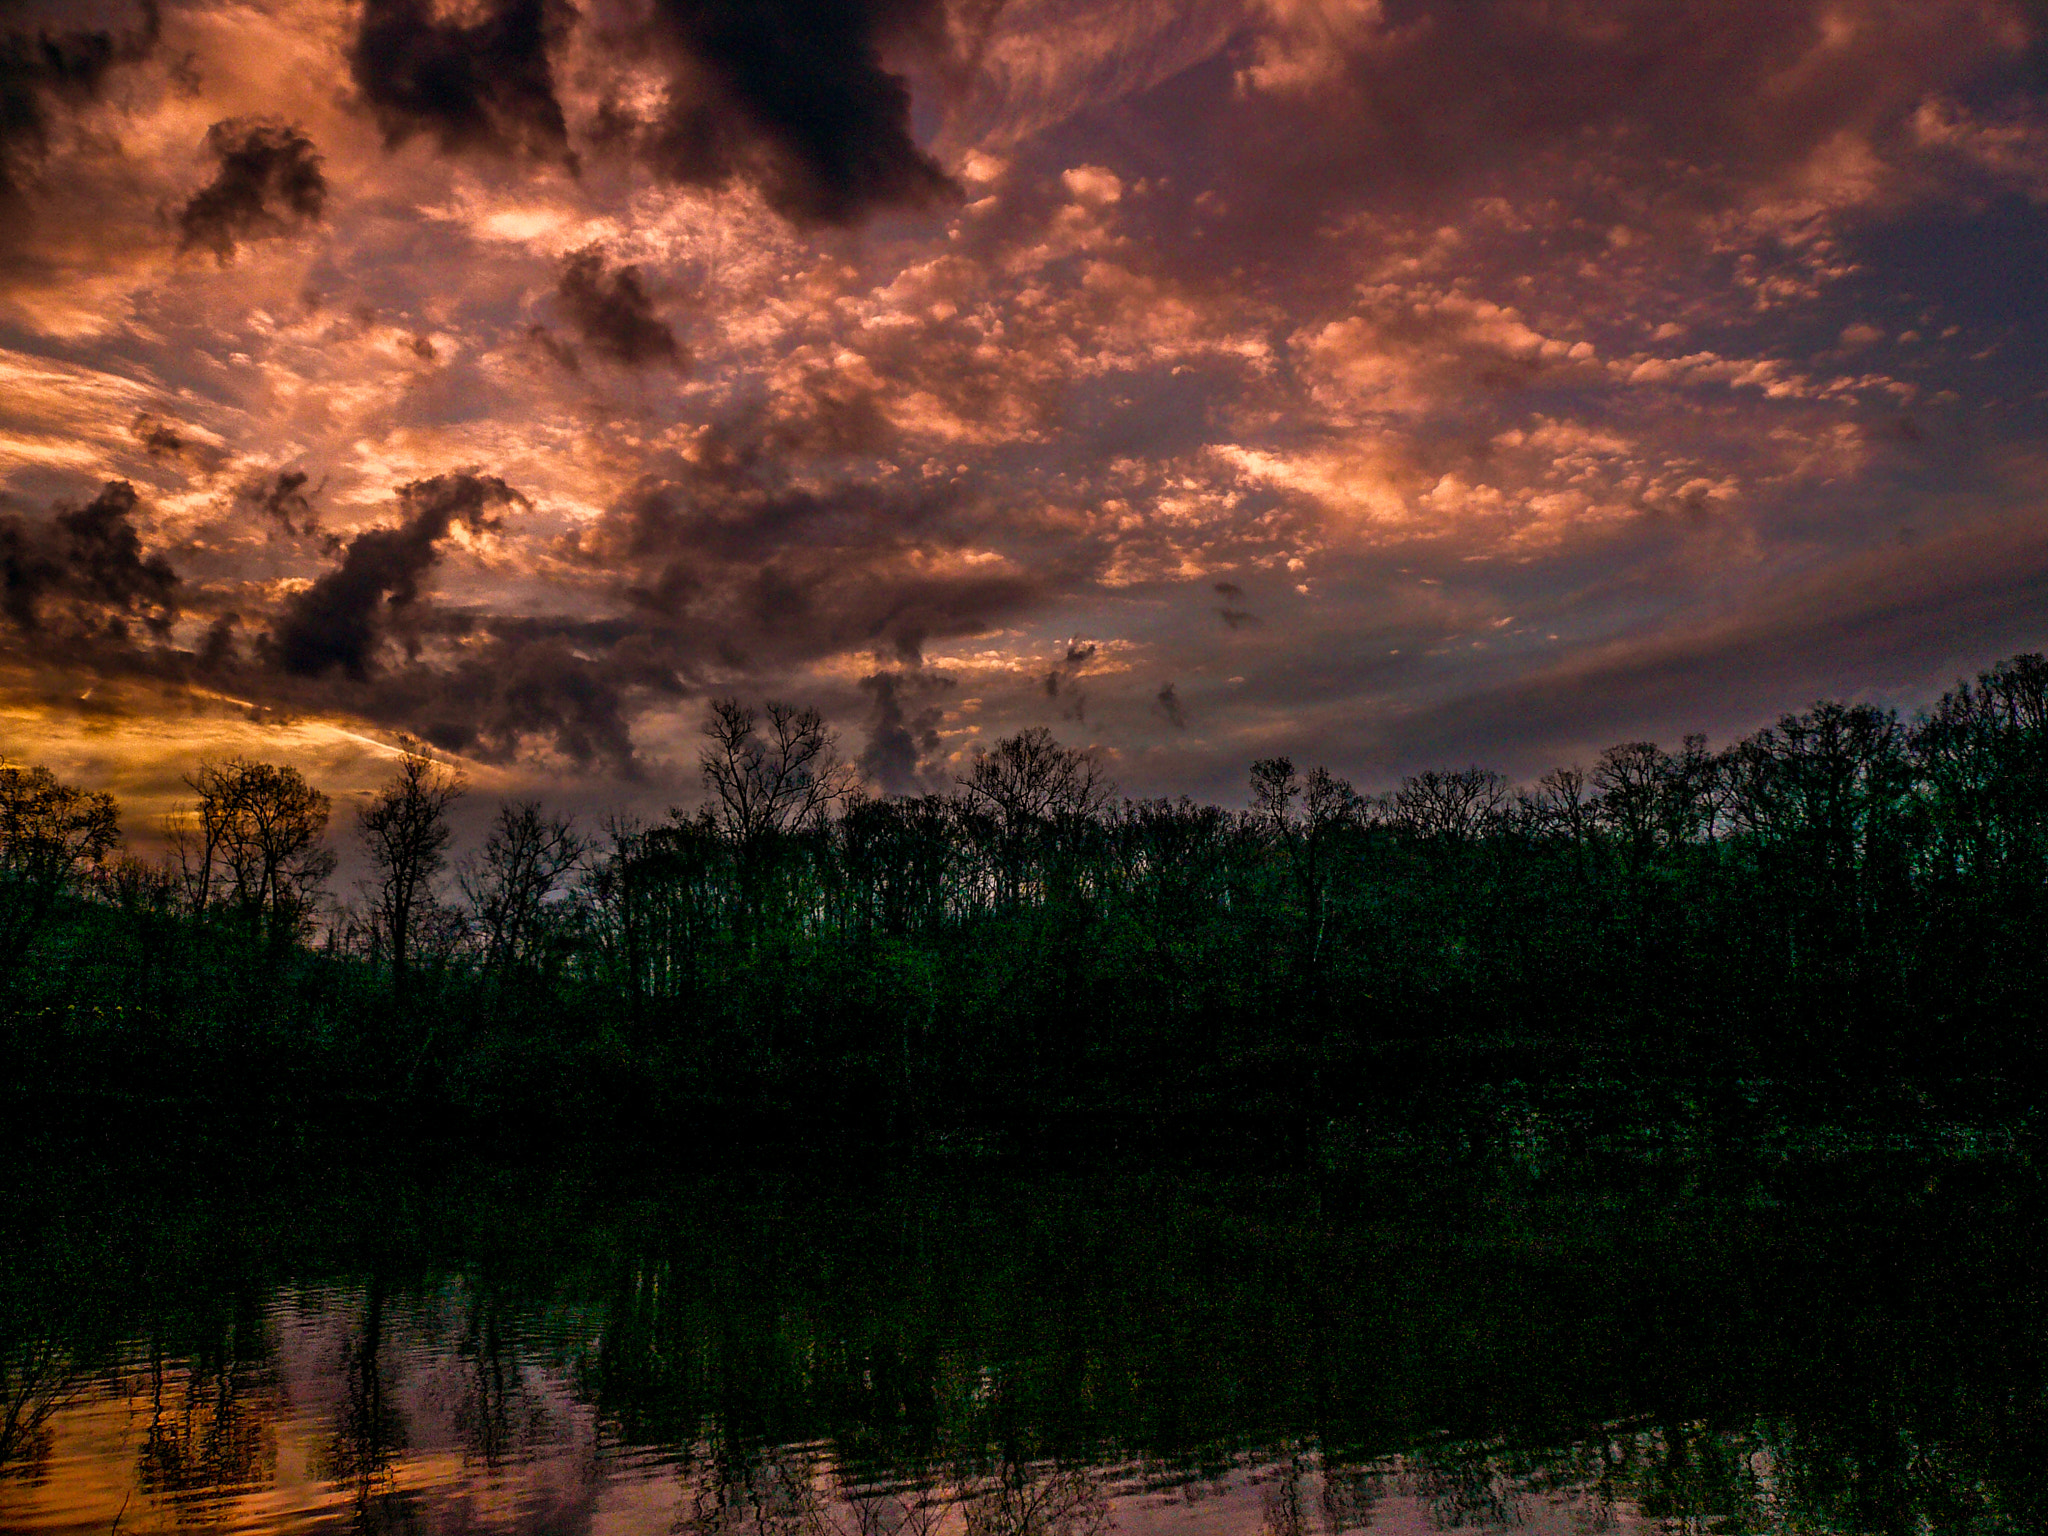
[{"xmin": 2, "ymin": 1128, "xmax": 2043, "ymax": 1534}]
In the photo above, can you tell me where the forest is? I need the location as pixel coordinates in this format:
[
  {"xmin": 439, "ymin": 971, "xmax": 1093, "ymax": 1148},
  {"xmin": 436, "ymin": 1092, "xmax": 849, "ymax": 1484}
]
[{"xmin": 3, "ymin": 650, "xmax": 2046, "ymax": 1152}]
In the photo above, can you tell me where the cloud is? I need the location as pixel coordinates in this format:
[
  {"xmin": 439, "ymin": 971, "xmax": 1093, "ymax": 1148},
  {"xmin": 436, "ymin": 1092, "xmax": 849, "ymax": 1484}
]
[
  {"xmin": 858, "ymin": 667, "xmax": 953, "ymax": 794},
  {"xmin": 237, "ymin": 469, "xmax": 320, "ymax": 538},
  {"xmin": 553, "ymin": 245, "xmax": 683, "ymax": 369},
  {"xmin": 573, "ymin": 415, "xmax": 1040, "ymax": 669},
  {"xmin": 228, "ymin": 470, "xmax": 677, "ymax": 769},
  {"xmin": 343, "ymin": 0, "xmax": 956, "ymax": 225},
  {"xmin": 0, "ymin": 0, "xmax": 159, "ymax": 204},
  {"xmin": 626, "ymin": 0, "xmax": 959, "ymax": 224},
  {"xmin": 1211, "ymin": 580, "xmax": 1261, "ymax": 630},
  {"xmin": 264, "ymin": 472, "xmax": 526, "ymax": 681},
  {"xmin": 131, "ymin": 413, "xmax": 183, "ymax": 458},
  {"xmin": 1153, "ymin": 679, "xmax": 1186, "ymax": 729},
  {"xmin": 1018, "ymin": 0, "xmax": 2039, "ymax": 303},
  {"xmin": 350, "ymin": 0, "xmax": 572, "ymax": 162},
  {"xmin": 129, "ymin": 412, "xmax": 228, "ymax": 475},
  {"xmin": 342, "ymin": 625, "xmax": 676, "ymax": 776},
  {"xmin": 1041, "ymin": 638, "xmax": 1096, "ymax": 719},
  {"xmin": 0, "ymin": 479, "xmax": 178, "ymax": 640},
  {"xmin": 6, "ymin": 0, "xmax": 2048, "ymax": 814},
  {"xmin": 177, "ymin": 119, "xmax": 327, "ymax": 261}
]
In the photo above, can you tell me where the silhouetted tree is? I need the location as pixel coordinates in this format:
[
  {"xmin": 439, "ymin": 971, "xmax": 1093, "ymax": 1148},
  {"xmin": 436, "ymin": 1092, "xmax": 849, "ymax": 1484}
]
[
  {"xmin": 960, "ymin": 727, "xmax": 1113, "ymax": 907},
  {"xmin": 173, "ymin": 757, "xmax": 335, "ymax": 941},
  {"xmin": 0, "ymin": 760, "xmax": 119, "ymax": 966},
  {"xmin": 700, "ymin": 698, "xmax": 852, "ymax": 846},
  {"xmin": 358, "ymin": 744, "xmax": 464, "ymax": 993},
  {"xmin": 460, "ymin": 800, "xmax": 584, "ymax": 980},
  {"xmin": 1251, "ymin": 756, "xmax": 1363, "ymax": 968}
]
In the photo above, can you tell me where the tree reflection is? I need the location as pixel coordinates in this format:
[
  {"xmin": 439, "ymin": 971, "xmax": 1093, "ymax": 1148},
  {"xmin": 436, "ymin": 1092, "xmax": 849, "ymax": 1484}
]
[
  {"xmin": 1397, "ymin": 1446, "xmax": 1529, "ymax": 1531},
  {"xmin": 1256, "ymin": 1454, "xmax": 1308, "ymax": 1536},
  {"xmin": 0, "ymin": 1338, "xmax": 74, "ymax": 1487},
  {"xmin": 832, "ymin": 1482, "xmax": 946, "ymax": 1536},
  {"xmin": 678, "ymin": 1442, "xmax": 830, "ymax": 1536},
  {"xmin": 672, "ymin": 1443, "xmax": 1107, "ymax": 1536},
  {"xmin": 1377, "ymin": 1412, "xmax": 2048, "ymax": 1536},
  {"xmin": 453, "ymin": 1289, "xmax": 546, "ymax": 1471},
  {"xmin": 11, "ymin": 1140, "xmax": 2048, "ymax": 1536},
  {"xmin": 134, "ymin": 1330, "xmax": 279, "ymax": 1518},
  {"xmin": 321, "ymin": 1282, "xmax": 418, "ymax": 1535},
  {"xmin": 1313, "ymin": 1456, "xmax": 1382, "ymax": 1536},
  {"xmin": 958, "ymin": 1464, "xmax": 1112, "ymax": 1536}
]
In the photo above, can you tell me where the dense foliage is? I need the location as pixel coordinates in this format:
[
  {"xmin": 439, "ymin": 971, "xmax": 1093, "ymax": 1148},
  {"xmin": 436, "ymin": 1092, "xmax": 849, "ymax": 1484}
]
[{"xmin": 4, "ymin": 651, "xmax": 2047, "ymax": 1144}]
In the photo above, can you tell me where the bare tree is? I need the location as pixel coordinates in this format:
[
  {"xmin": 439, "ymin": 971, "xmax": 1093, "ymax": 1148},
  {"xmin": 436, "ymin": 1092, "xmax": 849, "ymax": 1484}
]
[
  {"xmin": 959, "ymin": 727, "xmax": 1112, "ymax": 831},
  {"xmin": 696, "ymin": 699, "xmax": 853, "ymax": 945},
  {"xmin": 1387, "ymin": 766, "xmax": 1509, "ymax": 844},
  {"xmin": 459, "ymin": 800, "xmax": 584, "ymax": 978},
  {"xmin": 173, "ymin": 758, "xmax": 335, "ymax": 939},
  {"xmin": 1591, "ymin": 736, "xmax": 1718, "ymax": 873},
  {"xmin": 699, "ymin": 698, "xmax": 853, "ymax": 846},
  {"xmin": 957, "ymin": 727, "xmax": 1114, "ymax": 908},
  {"xmin": 358, "ymin": 743, "xmax": 464, "ymax": 990}
]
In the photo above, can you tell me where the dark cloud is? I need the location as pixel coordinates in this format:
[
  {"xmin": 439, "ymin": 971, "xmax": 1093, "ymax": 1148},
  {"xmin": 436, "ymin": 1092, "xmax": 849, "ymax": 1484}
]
[
  {"xmin": 1218, "ymin": 607, "xmax": 1260, "ymax": 630},
  {"xmin": 858, "ymin": 667, "xmax": 952, "ymax": 794},
  {"xmin": 525, "ymin": 323, "xmax": 581, "ymax": 374},
  {"xmin": 0, "ymin": 0, "xmax": 158, "ymax": 203},
  {"xmin": 341, "ymin": 624, "xmax": 678, "ymax": 776},
  {"xmin": 629, "ymin": 0, "xmax": 958, "ymax": 225},
  {"xmin": 131, "ymin": 412, "xmax": 228, "ymax": 475},
  {"xmin": 264, "ymin": 471, "xmax": 525, "ymax": 681},
  {"xmin": 177, "ymin": 118, "xmax": 326, "ymax": 261},
  {"xmin": 0, "ymin": 480, "xmax": 178, "ymax": 639},
  {"xmin": 1041, "ymin": 639, "xmax": 1096, "ymax": 720},
  {"xmin": 201, "ymin": 608, "xmax": 682, "ymax": 776},
  {"xmin": 329, "ymin": 0, "xmax": 962, "ymax": 225},
  {"xmin": 574, "ymin": 416, "xmax": 1037, "ymax": 667},
  {"xmin": 237, "ymin": 469, "xmax": 319, "ymax": 537},
  {"xmin": 554, "ymin": 245, "xmax": 682, "ymax": 369},
  {"xmin": 132, "ymin": 413, "xmax": 182, "ymax": 458},
  {"xmin": 350, "ymin": 0, "xmax": 572, "ymax": 162},
  {"xmin": 1153, "ymin": 680, "xmax": 1186, "ymax": 730},
  {"xmin": 1212, "ymin": 581, "xmax": 1242, "ymax": 600},
  {"xmin": 198, "ymin": 611, "xmax": 238, "ymax": 670}
]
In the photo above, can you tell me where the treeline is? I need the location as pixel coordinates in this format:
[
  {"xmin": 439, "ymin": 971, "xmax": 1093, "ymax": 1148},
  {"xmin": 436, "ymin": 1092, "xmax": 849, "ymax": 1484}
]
[{"xmin": 4, "ymin": 653, "xmax": 2047, "ymax": 1143}]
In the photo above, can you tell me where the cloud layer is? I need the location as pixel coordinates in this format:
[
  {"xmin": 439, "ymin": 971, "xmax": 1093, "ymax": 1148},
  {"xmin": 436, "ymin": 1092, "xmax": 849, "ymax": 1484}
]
[{"xmin": 0, "ymin": 0, "xmax": 2045, "ymax": 820}]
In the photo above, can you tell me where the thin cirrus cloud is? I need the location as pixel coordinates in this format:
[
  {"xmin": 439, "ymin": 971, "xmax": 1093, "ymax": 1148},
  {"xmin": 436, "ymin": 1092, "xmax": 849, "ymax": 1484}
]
[{"xmin": 0, "ymin": 0, "xmax": 2043, "ymax": 831}]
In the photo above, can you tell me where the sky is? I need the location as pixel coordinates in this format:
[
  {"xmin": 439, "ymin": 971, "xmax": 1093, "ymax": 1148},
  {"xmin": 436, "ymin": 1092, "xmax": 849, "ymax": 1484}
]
[{"xmin": 4, "ymin": 0, "xmax": 2048, "ymax": 831}]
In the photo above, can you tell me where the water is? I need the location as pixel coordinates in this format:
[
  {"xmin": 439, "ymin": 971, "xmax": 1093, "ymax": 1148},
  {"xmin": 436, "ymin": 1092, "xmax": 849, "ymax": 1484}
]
[{"xmin": 2, "ymin": 1132, "xmax": 2043, "ymax": 1535}]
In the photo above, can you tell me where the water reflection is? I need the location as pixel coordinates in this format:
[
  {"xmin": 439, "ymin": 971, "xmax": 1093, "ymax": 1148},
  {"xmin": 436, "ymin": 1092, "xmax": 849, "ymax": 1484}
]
[
  {"xmin": 323, "ymin": 1283, "xmax": 413, "ymax": 1533},
  {"xmin": 135, "ymin": 1333, "xmax": 280, "ymax": 1520},
  {"xmin": 1, "ymin": 1336, "xmax": 73, "ymax": 1490},
  {"xmin": 1, "ymin": 1140, "xmax": 2043, "ymax": 1534}
]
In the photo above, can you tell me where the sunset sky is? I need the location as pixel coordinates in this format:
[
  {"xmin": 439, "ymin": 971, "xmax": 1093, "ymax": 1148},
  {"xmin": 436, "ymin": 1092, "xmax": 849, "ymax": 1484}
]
[{"xmin": 4, "ymin": 0, "xmax": 2047, "ymax": 827}]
